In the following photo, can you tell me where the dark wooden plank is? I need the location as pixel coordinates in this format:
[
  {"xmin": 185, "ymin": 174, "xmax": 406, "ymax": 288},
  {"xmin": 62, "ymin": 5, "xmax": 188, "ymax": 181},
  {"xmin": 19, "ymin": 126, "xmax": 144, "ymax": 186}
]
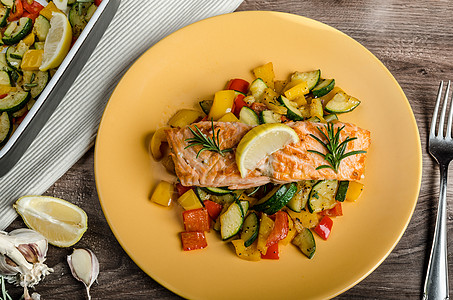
[{"xmin": 5, "ymin": 0, "xmax": 453, "ymax": 299}]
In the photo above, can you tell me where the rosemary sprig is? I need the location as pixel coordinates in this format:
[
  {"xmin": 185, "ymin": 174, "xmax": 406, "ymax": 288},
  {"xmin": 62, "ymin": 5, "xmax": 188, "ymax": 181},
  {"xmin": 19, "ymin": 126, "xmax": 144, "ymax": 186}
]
[
  {"xmin": 185, "ymin": 119, "xmax": 233, "ymax": 158},
  {"xmin": 308, "ymin": 123, "xmax": 366, "ymax": 173}
]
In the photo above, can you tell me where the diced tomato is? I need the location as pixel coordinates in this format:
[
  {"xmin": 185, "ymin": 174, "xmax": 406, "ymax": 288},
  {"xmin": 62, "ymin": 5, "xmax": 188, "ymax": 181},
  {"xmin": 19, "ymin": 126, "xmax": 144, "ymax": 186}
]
[
  {"xmin": 319, "ymin": 202, "xmax": 343, "ymax": 217},
  {"xmin": 182, "ymin": 208, "xmax": 210, "ymax": 232},
  {"xmin": 22, "ymin": 0, "xmax": 43, "ymax": 15},
  {"xmin": 94, "ymin": 0, "xmax": 102, "ymax": 6},
  {"xmin": 314, "ymin": 216, "xmax": 333, "ymax": 240},
  {"xmin": 261, "ymin": 242, "xmax": 279, "ymax": 259},
  {"xmin": 0, "ymin": 94, "xmax": 7, "ymax": 99},
  {"xmin": 175, "ymin": 183, "xmax": 192, "ymax": 197},
  {"xmin": 280, "ymin": 115, "xmax": 289, "ymax": 122},
  {"xmin": 232, "ymin": 94, "xmax": 247, "ymax": 117},
  {"xmin": 226, "ymin": 78, "xmax": 249, "ymax": 94},
  {"xmin": 8, "ymin": 0, "xmax": 23, "ymax": 22},
  {"xmin": 181, "ymin": 231, "xmax": 207, "ymax": 251},
  {"xmin": 203, "ymin": 200, "xmax": 223, "ymax": 220},
  {"xmin": 250, "ymin": 102, "xmax": 267, "ymax": 114},
  {"xmin": 266, "ymin": 211, "xmax": 289, "ymax": 247},
  {"xmin": 22, "ymin": 11, "xmax": 38, "ymax": 21}
]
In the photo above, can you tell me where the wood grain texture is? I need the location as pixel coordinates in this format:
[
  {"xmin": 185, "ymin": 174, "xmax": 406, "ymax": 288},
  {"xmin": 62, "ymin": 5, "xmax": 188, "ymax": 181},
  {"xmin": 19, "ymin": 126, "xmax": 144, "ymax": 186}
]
[{"xmin": 5, "ymin": 0, "xmax": 453, "ymax": 299}]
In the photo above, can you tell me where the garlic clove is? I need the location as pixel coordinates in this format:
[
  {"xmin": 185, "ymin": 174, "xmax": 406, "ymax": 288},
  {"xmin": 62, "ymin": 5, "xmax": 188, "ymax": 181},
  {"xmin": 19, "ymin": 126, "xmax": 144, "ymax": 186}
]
[{"xmin": 67, "ymin": 248, "xmax": 99, "ymax": 300}]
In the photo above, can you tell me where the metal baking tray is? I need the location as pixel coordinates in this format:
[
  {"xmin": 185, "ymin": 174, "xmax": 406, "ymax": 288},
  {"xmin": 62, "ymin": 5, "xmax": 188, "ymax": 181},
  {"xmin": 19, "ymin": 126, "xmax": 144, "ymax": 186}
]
[{"xmin": 0, "ymin": 0, "xmax": 120, "ymax": 177}]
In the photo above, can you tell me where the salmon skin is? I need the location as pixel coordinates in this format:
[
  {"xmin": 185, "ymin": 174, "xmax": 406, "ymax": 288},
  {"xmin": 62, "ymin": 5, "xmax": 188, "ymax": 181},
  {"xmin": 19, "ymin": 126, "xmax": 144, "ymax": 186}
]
[{"xmin": 166, "ymin": 121, "xmax": 371, "ymax": 189}]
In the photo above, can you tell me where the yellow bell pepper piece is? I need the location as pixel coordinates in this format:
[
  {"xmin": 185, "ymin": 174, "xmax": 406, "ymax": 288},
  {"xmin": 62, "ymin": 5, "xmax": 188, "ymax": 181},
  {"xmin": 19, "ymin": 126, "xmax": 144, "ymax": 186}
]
[
  {"xmin": 0, "ymin": 85, "xmax": 17, "ymax": 94},
  {"xmin": 231, "ymin": 239, "xmax": 261, "ymax": 261},
  {"xmin": 253, "ymin": 62, "xmax": 275, "ymax": 89},
  {"xmin": 208, "ymin": 90, "xmax": 236, "ymax": 120},
  {"xmin": 149, "ymin": 127, "xmax": 169, "ymax": 160},
  {"xmin": 167, "ymin": 109, "xmax": 204, "ymax": 128},
  {"xmin": 39, "ymin": 1, "xmax": 62, "ymax": 20},
  {"xmin": 287, "ymin": 210, "xmax": 319, "ymax": 229},
  {"xmin": 177, "ymin": 189, "xmax": 203, "ymax": 210},
  {"xmin": 150, "ymin": 181, "xmax": 176, "ymax": 207},
  {"xmin": 346, "ymin": 181, "xmax": 364, "ymax": 202},
  {"xmin": 22, "ymin": 33, "xmax": 35, "ymax": 46},
  {"xmin": 20, "ymin": 50, "xmax": 44, "ymax": 71},
  {"xmin": 257, "ymin": 213, "xmax": 274, "ymax": 254},
  {"xmin": 218, "ymin": 112, "xmax": 239, "ymax": 122},
  {"xmin": 309, "ymin": 98, "xmax": 324, "ymax": 120},
  {"xmin": 284, "ymin": 81, "xmax": 309, "ymax": 100}
]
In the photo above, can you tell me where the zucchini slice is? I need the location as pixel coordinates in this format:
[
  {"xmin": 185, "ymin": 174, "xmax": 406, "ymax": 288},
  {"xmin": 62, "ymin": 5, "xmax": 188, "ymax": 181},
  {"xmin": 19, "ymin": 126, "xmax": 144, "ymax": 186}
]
[
  {"xmin": 312, "ymin": 78, "xmax": 335, "ymax": 98},
  {"xmin": 220, "ymin": 202, "xmax": 244, "ymax": 240},
  {"xmin": 241, "ymin": 212, "xmax": 259, "ymax": 247},
  {"xmin": 249, "ymin": 78, "xmax": 267, "ymax": 100},
  {"xmin": 2, "ymin": 17, "xmax": 33, "ymax": 45},
  {"xmin": 259, "ymin": 110, "xmax": 280, "ymax": 124},
  {"xmin": 0, "ymin": 70, "xmax": 11, "ymax": 86},
  {"xmin": 0, "ymin": 91, "xmax": 30, "ymax": 113},
  {"xmin": 239, "ymin": 106, "xmax": 259, "ymax": 126},
  {"xmin": 0, "ymin": 0, "xmax": 12, "ymax": 6},
  {"xmin": 0, "ymin": 111, "xmax": 12, "ymax": 146},
  {"xmin": 33, "ymin": 15, "xmax": 50, "ymax": 42},
  {"xmin": 198, "ymin": 99, "xmax": 213, "ymax": 115},
  {"xmin": 325, "ymin": 91, "xmax": 361, "ymax": 113},
  {"xmin": 278, "ymin": 95, "xmax": 304, "ymax": 121},
  {"xmin": 324, "ymin": 113, "xmax": 338, "ymax": 123},
  {"xmin": 238, "ymin": 200, "xmax": 249, "ymax": 216},
  {"xmin": 307, "ymin": 180, "xmax": 339, "ymax": 213},
  {"xmin": 286, "ymin": 180, "xmax": 315, "ymax": 212},
  {"xmin": 6, "ymin": 45, "xmax": 21, "ymax": 70},
  {"xmin": 68, "ymin": 3, "xmax": 91, "ymax": 37},
  {"xmin": 0, "ymin": 52, "xmax": 11, "ymax": 71},
  {"xmin": 253, "ymin": 183, "xmax": 297, "ymax": 215},
  {"xmin": 292, "ymin": 228, "xmax": 316, "ymax": 259},
  {"xmin": 291, "ymin": 69, "xmax": 321, "ymax": 90},
  {"xmin": 195, "ymin": 187, "xmax": 210, "ymax": 201},
  {"xmin": 335, "ymin": 181, "xmax": 349, "ymax": 202},
  {"xmin": 0, "ymin": 5, "xmax": 10, "ymax": 28},
  {"xmin": 22, "ymin": 70, "xmax": 49, "ymax": 98},
  {"xmin": 201, "ymin": 186, "xmax": 231, "ymax": 195}
]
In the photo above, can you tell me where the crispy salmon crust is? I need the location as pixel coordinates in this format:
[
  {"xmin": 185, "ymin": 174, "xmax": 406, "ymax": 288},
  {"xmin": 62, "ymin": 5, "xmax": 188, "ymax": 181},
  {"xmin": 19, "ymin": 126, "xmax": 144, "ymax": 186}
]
[{"xmin": 166, "ymin": 121, "xmax": 371, "ymax": 189}]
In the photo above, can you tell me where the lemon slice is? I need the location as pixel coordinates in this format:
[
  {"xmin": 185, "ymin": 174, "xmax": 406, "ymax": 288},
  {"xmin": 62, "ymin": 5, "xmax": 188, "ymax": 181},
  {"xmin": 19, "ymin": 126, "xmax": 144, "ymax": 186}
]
[
  {"xmin": 236, "ymin": 123, "xmax": 300, "ymax": 177},
  {"xmin": 14, "ymin": 195, "xmax": 88, "ymax": 247},
  {"xmin": 39, "ymin": 12, "xmax": 72, "ymax": 71}
]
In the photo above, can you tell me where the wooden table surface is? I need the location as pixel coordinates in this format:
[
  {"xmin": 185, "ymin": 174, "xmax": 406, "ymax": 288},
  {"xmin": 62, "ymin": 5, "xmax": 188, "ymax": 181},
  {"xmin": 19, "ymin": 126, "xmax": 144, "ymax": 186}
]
[{"xmin": 5, "ymin": 0, "xmax": 453, "ymax": 299}]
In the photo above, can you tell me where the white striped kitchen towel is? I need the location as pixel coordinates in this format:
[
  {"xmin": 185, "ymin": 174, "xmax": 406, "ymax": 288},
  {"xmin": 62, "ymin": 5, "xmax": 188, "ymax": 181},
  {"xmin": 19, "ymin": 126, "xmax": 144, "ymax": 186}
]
[{"xmin": 0, "ymin": 0, "xmax": 243, "ymax": 230}]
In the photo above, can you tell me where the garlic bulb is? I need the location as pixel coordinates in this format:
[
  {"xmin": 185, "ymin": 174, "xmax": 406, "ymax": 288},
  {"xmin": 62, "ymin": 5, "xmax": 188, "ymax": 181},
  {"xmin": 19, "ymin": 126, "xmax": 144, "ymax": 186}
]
[
  {"xmin": 67, "ymin": 248, "xmax": 99, "ymax": 300},
  {"xmin": 0, "ymin": 229, "xmax": 53, "ymax": 299}
]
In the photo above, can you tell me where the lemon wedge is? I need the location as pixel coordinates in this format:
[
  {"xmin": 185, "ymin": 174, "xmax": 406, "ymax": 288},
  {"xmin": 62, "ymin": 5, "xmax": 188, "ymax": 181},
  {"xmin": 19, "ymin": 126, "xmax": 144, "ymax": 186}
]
[
  {"xmin": 236, "ymin": 123, "xmax": 300, "ymax": 177},
  {"xmin": 14, "ymin": 195, "xmax": 88, "ymax": 247},
  {"xmin": 39, "ymin": 12, "xmax": 72, "ymax": 71}
]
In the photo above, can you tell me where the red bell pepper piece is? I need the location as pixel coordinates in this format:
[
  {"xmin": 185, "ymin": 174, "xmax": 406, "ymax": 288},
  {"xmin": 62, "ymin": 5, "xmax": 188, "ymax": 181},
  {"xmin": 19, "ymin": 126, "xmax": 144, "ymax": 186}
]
[
  {"xmin": 8, "ymin": 0, "xmax": 23, "ymax": 22},
  {"xmin": 319, "ymin": 202, "xmax": 343, "ymax": 217},
  {"xmin": 175, "ymin": 183, "xmax": 192, "ymax": 197},
  {"xmin": 250, "ymin": 102, "xmax": 267, "ymax": 114},
  {"xmin": 203, "ymin": 200, "xmax": 223, "ymax": 220},
  {"xmin": 94, "ymin": 0, "xmax": 102, "ymax": 6},
  {"xmin": 226, "ymin": 78, "xmax": 249, "ymax": 94},
  {"xmin": 182, "ymin": 208, "xmax": 210, "ymax": 232},
  {"xmin": 261, "ymin": 242, "xmax": 279, "ymax": 259},
  {"xmin": 180, "ymin": 231, "xmax": 207, "ymax": 251},
  {"xmin": 14, "ymin": 112, "xmax": 28, "ymax": 124},
  {"xmin": 22, "ymin": 11, "xmax": 38, "ymax": 21},
  {"xmin": 0, "ymin": 94, "xmax": 7, "ymax": 99},
  {"xmin": 233, "ymin": 94, "xmax": 247, "ymax": 117},
  {"xmin": 314, "ymin": 216, "xmax": 333, "ymax": 240},
  {"xmin": 266, "ymin": 211, "xmax": 289, "ymax": 247},
  {"xmin": 22, "ymin": 0, "xmax": 43, "ymax": 14}
]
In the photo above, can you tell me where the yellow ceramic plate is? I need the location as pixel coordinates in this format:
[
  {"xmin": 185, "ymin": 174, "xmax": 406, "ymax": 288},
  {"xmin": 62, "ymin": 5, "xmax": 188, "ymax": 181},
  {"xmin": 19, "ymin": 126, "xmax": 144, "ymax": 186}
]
[{"xmin": 95, "ymin": 11, "xmax": 422, "ymax": 300}]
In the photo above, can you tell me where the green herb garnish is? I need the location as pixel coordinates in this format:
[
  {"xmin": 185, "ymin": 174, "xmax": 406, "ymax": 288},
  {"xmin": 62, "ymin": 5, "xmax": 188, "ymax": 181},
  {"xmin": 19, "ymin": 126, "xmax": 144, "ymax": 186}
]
[
  {"xmin": 185, "ymin": 119, "xmax": 233, "ymax": 158},
  {"xmin": 1, "ymin": 276, "xmax": 12, "ymax": 300},
  {"xmin": 308, "ymin": 123, "xmax": 366, "ymax": 173}
]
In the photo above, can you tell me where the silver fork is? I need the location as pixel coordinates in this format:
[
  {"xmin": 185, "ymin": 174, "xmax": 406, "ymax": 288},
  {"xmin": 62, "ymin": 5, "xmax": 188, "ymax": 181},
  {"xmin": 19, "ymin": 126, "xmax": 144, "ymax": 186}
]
[{"xmin": 424, "ymin": 81, "xmax": 451, "ymax": 300}]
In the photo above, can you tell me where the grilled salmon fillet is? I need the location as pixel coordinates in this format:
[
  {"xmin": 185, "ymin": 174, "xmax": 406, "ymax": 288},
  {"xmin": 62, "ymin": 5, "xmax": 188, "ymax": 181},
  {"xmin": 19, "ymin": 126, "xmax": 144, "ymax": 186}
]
[{"xmin": 166, "ymin": 121, "xmax": 371, "ymax": 189}]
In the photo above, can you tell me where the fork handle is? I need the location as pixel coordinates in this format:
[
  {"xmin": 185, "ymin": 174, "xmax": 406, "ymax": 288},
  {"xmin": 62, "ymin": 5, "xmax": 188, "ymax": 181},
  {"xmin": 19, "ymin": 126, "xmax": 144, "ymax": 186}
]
[{"xmin": 423, "ymin": 163, "xmax": 450, "ymax": 300}]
